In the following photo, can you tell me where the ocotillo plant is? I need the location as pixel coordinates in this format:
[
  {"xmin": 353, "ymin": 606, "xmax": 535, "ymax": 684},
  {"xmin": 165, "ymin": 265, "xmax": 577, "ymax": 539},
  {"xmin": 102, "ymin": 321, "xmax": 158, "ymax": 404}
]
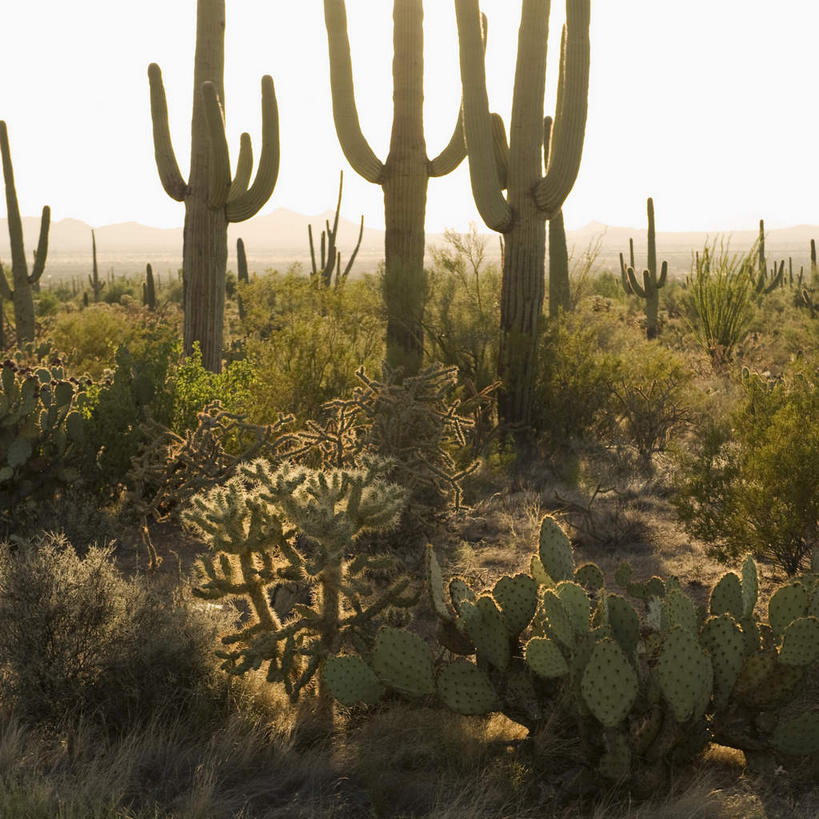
[
  {"xmin": 454, "ymin": 0, "xmax": 591, "ymax": 429},
  {"xmin": 143, "ymin": 263, "xmax": 157, "ymax": 310},
  {"xmin": 307, "ymin": 171, "xmax": 364, "ymax": 289},
  {"xmin": 88, "ymin": 231, "xmax": 105, "ymax": 303},
  {"xmin": 148, "ymin": 0, "xmax": 280, "ymax": 372},
  {"xmin": 324, "ymin": 0, "xmax": 479, "ymax": 375},
  {"xmin": 619, "ymin": 197, "xmax": 667, "ymax": 339},
  {"xmin": 0, "ymin": 122, "xmax": 50, "ymax": 345}
]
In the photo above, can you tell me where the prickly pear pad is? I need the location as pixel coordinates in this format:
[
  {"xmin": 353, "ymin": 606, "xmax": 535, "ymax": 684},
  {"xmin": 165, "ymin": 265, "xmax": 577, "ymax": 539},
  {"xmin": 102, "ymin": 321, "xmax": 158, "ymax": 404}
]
[
  {"xmin": 769, "ymin": 583, "xmax": 809, "ymax": 636},
  {"xmin": 657, "ymin": 626, "xmax": 713, "ymax": 722},
  {"xmin": 449, "ymin": 577, "xmax": 475, "ymax": 615},
  {"xmin": 540, "ymin": 589, "xmax": 575, "ymax": 650},
  {"xmin": 493, "ymin": 574, "xmax": 538, "ymax": 637},
  {"xmin": 538, "ymin": 515, "xmax": 574, "ymax": 582},
  {"xmin": 323, "ymin": 655, "xmax": 384, "ymax": 706},
  {"xmin": 436, "ymin": 660, "xmax": 500, "ymax": 715},
  {"xmin": 663, "ymin": 588, "xmax": 698, "ymax": 633},
  {"xmin": 580, "ymin": 638, "xmax": 639, "ymax": 728},
  {"xmin": 778, "ymin": 616, "xmax": 819, "ymax": 666},
  {"xmin": 530, "ymin": 554, "xmax": 554, "ymax": 588},
  {"xmin": 426, "ymin": 545, "xmax": 453, "ymax": 622},
  {"xmin": 461, "ymin": 596, "xmax": 510, "ymax": 670},
  {"xmin": 741, "ymin": 555, "xmax": 758, "ymax": 619},
  {"xmin": 372, "ymin": 627, "xmax": 435, "ymax": 697},
  {"xmin": 606, "ymin": 593, "xmax": 640, "ymax": 656},
  {"xmin": 525, "ymin": 636, "xmax": 569, "ymax": 678},
  {"xmin": 574, "ymin": 562, "xmax": 604, "ymax": 592},
  {"xmin": 771, "ymin": 712, "xmax": 819, "ymax": 757},
  {"xmin": 700, "ymin": 615, "xmax": 746, "ymax": 708},
  {"xmin": 709, "ymin": 572, "xmax": 743, "ymax": 619}
]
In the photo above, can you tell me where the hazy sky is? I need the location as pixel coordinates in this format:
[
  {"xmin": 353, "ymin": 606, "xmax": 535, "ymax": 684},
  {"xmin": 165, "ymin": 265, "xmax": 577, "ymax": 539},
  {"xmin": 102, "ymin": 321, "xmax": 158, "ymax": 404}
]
[{"xmin": 2, "ymin": 1, "xmax": 818, "ymax": 234}]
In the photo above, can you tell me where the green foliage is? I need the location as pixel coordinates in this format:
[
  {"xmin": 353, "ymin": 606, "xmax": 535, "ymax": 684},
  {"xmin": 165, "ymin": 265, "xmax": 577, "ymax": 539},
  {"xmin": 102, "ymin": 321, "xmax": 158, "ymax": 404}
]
[
  {"xmin": 685, "ymin": 239, "xmax": 757, "ymax": 364},
  {"xmin": 241, "ymin": 270, "xmax": 383, "ymax": 422},
  {"xmin": 0, "ymin": 532, "xmax": 227, "ymax": 730},
  {"xmin": 531, "ymin": 310, "xmax": 622, "ymax": 445},
  {"xmin": 609, "ymin": 342, "xmax": 696, "ymax": 457},
  {"xmin": 425, "ymin": 225, "xmax": 501, "ymax": 391},
  {"xmin": 674, "ymin": 359, "xmax": 819, "ymax": 574}
]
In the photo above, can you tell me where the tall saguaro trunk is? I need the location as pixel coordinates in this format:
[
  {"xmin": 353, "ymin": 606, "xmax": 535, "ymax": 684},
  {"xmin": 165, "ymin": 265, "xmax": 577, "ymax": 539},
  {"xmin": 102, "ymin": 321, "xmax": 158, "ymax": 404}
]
[
  {"xmin": 0, "ymin": 122, "xmax": 50, "ymax": 346},
  {"xmin": 324, "ymin": 0, "xmax": 477, "ymax": 377},
  {"xmin": 148, "ymin": 0, "xmax": 279, "ymax": 373},
  {"xmin": 454, "ymin": 0, "xmax": 590, "ymax": 434}
]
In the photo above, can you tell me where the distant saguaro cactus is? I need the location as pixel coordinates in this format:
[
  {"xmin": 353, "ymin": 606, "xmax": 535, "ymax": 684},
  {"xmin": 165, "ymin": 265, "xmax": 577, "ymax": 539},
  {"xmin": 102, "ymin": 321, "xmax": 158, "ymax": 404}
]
[
  {"xmin": 619, "ymin": 197, "xmax": 667, "ymax": 339},
  {"xmin": 148, "ymin": 0, "xmax": 280, "ymax": 372},
  {"xmin": 235, "ymin": 237, "xmax": 248, "ymax": 322},
  {"xmin": 0, "ymin": 122, "xmax": 50, "ymax": 345},
  {"xmin": 88, "ymin": 231, "xmax": 105, "ymax": 303},
  {"xmin": 454, "ymin": 0, "xmax": 590, "ymax": 429},
  {"xmin": 324, "ymin": 0, "xmax": 479, "ymax": 375},
  {"xmin": 143, "ymin": 263, "xmax": 157, "ymax": 310},
  {"xmin": 753, "ymin": 218, "xmax": 784, "ymax": 295}
]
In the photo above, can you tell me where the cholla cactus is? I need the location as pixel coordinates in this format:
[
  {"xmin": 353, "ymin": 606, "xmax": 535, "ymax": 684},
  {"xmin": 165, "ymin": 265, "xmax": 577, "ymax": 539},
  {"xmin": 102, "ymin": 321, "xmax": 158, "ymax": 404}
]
[{"xmin": 183, "ymin": 457, "xmax": 411, "ymax": 720}]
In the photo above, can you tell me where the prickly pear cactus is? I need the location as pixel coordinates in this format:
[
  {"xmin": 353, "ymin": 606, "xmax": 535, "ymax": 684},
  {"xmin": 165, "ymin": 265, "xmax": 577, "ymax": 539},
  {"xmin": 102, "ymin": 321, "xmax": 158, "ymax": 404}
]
[{"xmin": 436, "ymin": 660, "xmax": 499, "ymax": 715}]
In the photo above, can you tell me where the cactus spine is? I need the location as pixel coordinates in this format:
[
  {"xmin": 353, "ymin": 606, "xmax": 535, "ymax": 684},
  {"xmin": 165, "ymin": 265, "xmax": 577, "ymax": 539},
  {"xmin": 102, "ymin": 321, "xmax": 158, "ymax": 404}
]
[
  {"xmin": 324, "ymin": 0, "xmax": 473, "ymax": 375},
  {"xmin": 308, "ymin": 171, "xmax": 364, "ymax": 288},
  {"xmin": 0, "ymin": 122, "xmax": 50, "ymax": 345},
  {"xmin": 454, "ymin": 0, "xmax": 590, "ymax": 428},
  {"xmin": 619, "ymin": 197, "xmax": 667, "ymax": 339},
  {"xmin": 148, "ymin": 0, "xmax": 280, "ymax": 372}
]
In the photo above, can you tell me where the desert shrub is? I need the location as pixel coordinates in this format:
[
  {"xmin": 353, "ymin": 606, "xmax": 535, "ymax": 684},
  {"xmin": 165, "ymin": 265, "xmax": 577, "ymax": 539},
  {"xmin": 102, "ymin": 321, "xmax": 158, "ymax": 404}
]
[
  {"xmin": 102, "ymin": 276, "xmax": 141, "ymax": 305},
  {"xmin": 608, "ymin": 342, "xmax": 696, "ymax": 457},
  {"xmin": 684, "ymin": 239, "xmax": 757, "ymax": 364},
  {"xmin": 0, "ymin": 533, "xmax": 227, "ymax": 730},
  {"xmin": 590, "ymin": 269, "xmax": 624, "ymax": 301},
  {"xmin": 242, "ymin": 271, "xmax": 383, "ymax": 422},
  {"xmin": 34, "ymin": 289, "xmax": 60, "ymax": 317},
  {"xmin": 530, "ymin": 311, "xmax": 622, "ymax": 446},
  {"xmin": 425, "ymin": 225, "xmax": 500, "ymax": 391},
  {"xmin": 674, "ymin": 358, "xmax": 819, "ymax": 574}
]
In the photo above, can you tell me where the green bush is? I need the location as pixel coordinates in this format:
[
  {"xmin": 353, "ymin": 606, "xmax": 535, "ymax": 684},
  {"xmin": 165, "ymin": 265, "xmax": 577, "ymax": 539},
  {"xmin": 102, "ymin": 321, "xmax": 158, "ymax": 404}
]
[
  {"xmin": 674, "ymin": 358, "xmax": 819, "ymax": 574},
  {"xmin": 241, "ymin": 270, "xmax": 383, "ymax": 422},
  {"xmin": 0, "ymin": 533, "xmax": 227, "ymax": 730},
  {"xmin": 425, "ymin": 225, "xmax": 500, "ymax": 391}
]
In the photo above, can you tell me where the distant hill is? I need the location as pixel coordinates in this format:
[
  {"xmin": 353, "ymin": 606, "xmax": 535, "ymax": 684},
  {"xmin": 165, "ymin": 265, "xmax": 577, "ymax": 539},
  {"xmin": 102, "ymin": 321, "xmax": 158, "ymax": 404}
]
[{"xmin": 2, "ymin": 209, "xmax": 818, "ymax": 284}]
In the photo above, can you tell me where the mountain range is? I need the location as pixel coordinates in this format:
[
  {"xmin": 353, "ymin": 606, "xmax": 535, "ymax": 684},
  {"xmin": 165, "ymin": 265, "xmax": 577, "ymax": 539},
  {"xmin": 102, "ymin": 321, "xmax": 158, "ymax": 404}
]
[{"xmin": 2, "ymin": 208, "xmax": 818, "ymax": 284}]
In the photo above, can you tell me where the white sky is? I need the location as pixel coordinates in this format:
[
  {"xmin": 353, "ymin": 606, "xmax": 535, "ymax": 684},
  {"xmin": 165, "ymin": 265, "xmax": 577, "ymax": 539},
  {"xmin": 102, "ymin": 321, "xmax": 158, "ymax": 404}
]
[{"xmin": 1, "ymin": 1, "xmax": 818, "ymax": 234}]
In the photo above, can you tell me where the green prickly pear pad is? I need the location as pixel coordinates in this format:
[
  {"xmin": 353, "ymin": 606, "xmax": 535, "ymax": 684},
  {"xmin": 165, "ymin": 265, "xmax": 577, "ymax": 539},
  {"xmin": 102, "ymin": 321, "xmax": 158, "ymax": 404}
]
[
  {"xmin": 426, "ymin": 545, "xmax": 453, "ymax": 622},
  {"xmin": 493, "ymin": 574, "xmax": 538, "ymax": 637},
  {"xmin": 614, "ymin": 561, "xmax": 633, "ymax": 589},
  {"xmin": 538, "ymin": 515, "xmax": 574, "ymax": 582},
  {"xmin": 663, "ymin": 588, "xmax": 698, "ymax": 633},
  {"xmin": 606, "ymin": 594, "xmax": 640, "ymax": 656},
  {"xmin": 574, "ymin": 562, "xmax": 605, "ymax": 592},
  {"xmin": 530, "ymin": 554, "xmax": 554, "ymax": 588},
  {"xmin": 372, "ymin": 627, "xmax": 435, "ymax": 697},
  {"xmin": 436, "ymin": 660, "xmax": 499, "ymax": 715},
  {"xmin": 461, "ymin": 596, "xmax": 510, "ymax": 671},
  {"xmin": 580, "ymin": 638, "xmax": 639, "ymax": 728},
  {"xmin": 700, "ymin": 615, "xmax": 746, "ymax": 709},
  {"xmin": 323, "ymin": 655, "xmax": 384, "ymax": 706},
  {"xmin": 709, "ymin": 572, "xmax": 743, "ymax": 619},
  {"xmin": 769, "ymin": 583, "xmax": 809, "ymax": 636},
  {"xmin": 741, "ymin": 555, "xmax": 758, "ymax": 619},
  {"xmin": 599, "ymin": 729, "xmax": 631, "ymax": 781},
  {"xmin": 771, "ymin": 712, "xmax": 819, "ymax": 757},
  {"xmin": 540, "ymin": 589, "xmax": 576, "ymax": 649},
  {"xmin": 657, "ymin": 626, "xmax": 714, "ymax": 722},
  {"xmin": 556, "ymin": 581, "xmax": 591, "ymax": 636},
  {"xmin": 525, "ymin": 636, "xmax": 569, "ymax": 678},
  {"xmin": 449, "ymin": 577, "xmax": 476, "ymax": 615},
  {"xmin": 778, "ymin": 616, "xmax": 819, "ymax": 666}
]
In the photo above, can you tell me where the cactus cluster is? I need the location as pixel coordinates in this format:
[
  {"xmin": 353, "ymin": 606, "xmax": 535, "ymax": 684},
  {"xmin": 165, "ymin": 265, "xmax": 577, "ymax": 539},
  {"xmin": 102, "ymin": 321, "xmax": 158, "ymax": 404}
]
[
  {"xmin": 753, "ymin": 219, "xmax": 785, "ymax": 295},
  {"xmin": 325, "ymin": 514, "xmax": 819, "ymax": 790},
  {"xmin": 619, "ymin": 197, "xmax": 667, "ymax": 339},
  {"xmin": 0, "ymin": 356, "xmax": 89, "ymax": 515},
  {"xmin": 183, "ymin": 457, "xmax": 414, "ymax": 726}
]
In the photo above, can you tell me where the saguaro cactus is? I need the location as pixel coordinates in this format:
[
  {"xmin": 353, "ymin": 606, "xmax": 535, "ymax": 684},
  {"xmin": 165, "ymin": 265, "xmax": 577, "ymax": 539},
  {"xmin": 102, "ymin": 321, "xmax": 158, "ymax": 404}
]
[
  {"xmin": 88, "ymin": 231, "xmax": 105, "ymax": 303},
  {"xmin": 619, "ymin": 197, "xmax": 667, "ymax": 339},
  {"xmin": 454, "ymin": 0, "xmax": 590, "ymax": 429},
  {"xmin": 0, "ymin": 122, "xmax": 50, "ymax": 345},
  {"xmin": 324, "ymin": 0, "xmax": 476, "ymax": 375},
  {"xmin": 143, "ymin": 263, "xmax": 157, "ymax": 310},
  {"xmin": 148, "ymin": 0, "xmax": 280, "ymax": 372}
]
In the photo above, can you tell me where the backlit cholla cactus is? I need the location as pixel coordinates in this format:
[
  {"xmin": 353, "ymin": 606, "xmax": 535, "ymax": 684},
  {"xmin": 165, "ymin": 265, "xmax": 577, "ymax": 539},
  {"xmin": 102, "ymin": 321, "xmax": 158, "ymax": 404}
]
[{"xmin": 183, "ymin": 457, "xmax": 411, "ymax": 721}]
